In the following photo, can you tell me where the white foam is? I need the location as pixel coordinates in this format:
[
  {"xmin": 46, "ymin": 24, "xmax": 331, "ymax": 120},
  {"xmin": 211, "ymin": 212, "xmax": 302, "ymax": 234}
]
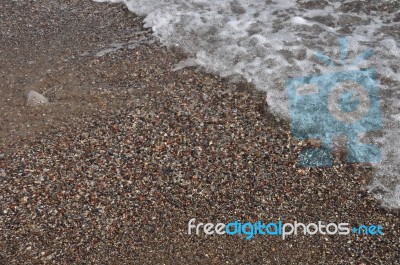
[
  {"xmin": 291, "ymin": 16, "xmax": 313, "ymax": 26},
  {"xmin": 94, "ymin": 0, "xmax": 400, "ymax": 208}
]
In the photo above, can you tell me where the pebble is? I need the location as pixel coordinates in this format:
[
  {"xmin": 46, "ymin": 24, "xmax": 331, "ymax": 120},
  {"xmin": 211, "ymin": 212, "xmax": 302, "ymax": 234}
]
[{"xmin": 26, "ymin": 90, "xmax": 49, "ymax": 106}]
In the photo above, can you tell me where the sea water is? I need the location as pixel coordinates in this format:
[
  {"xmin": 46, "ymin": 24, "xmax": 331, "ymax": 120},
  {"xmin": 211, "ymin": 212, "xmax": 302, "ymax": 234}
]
[{"xmin": 94, "ymin": 0, "xmax": 400, "ymax": 208}]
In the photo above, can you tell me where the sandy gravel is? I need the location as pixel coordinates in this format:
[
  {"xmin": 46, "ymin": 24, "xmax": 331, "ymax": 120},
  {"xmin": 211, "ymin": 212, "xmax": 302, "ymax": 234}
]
[{"xmin": 0, "ymin": 1, "xmax": 399, "ymax": 264}]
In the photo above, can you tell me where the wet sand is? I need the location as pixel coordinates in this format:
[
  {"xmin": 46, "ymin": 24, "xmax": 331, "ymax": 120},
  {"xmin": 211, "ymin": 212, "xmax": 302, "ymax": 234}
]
[{"xmin": 0, "ymin": 0, "xmax": 399, "ymax": 264}]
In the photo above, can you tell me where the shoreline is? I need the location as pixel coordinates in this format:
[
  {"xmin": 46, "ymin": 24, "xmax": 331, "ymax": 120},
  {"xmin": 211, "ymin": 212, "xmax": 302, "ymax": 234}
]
[{"xmin": 0, "ymin": 1, "xmax": 399, "ymax": 264}]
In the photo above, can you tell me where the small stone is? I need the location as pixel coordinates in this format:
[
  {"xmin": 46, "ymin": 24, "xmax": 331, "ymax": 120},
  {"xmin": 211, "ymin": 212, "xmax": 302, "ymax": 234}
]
[
  {"xmin": 21, "ymin": 196, "xmax": 28, "ymax": 203},
  {"xmin": 26, "ymin": 90, "xmax": 48, "ymax": 106}
]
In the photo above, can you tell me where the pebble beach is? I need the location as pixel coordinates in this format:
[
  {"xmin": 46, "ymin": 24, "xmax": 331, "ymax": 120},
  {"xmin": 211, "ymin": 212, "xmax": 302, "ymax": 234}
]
[{"xmin": 0, "ymin": 0, "xmax": 399, "ymax": 264}]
